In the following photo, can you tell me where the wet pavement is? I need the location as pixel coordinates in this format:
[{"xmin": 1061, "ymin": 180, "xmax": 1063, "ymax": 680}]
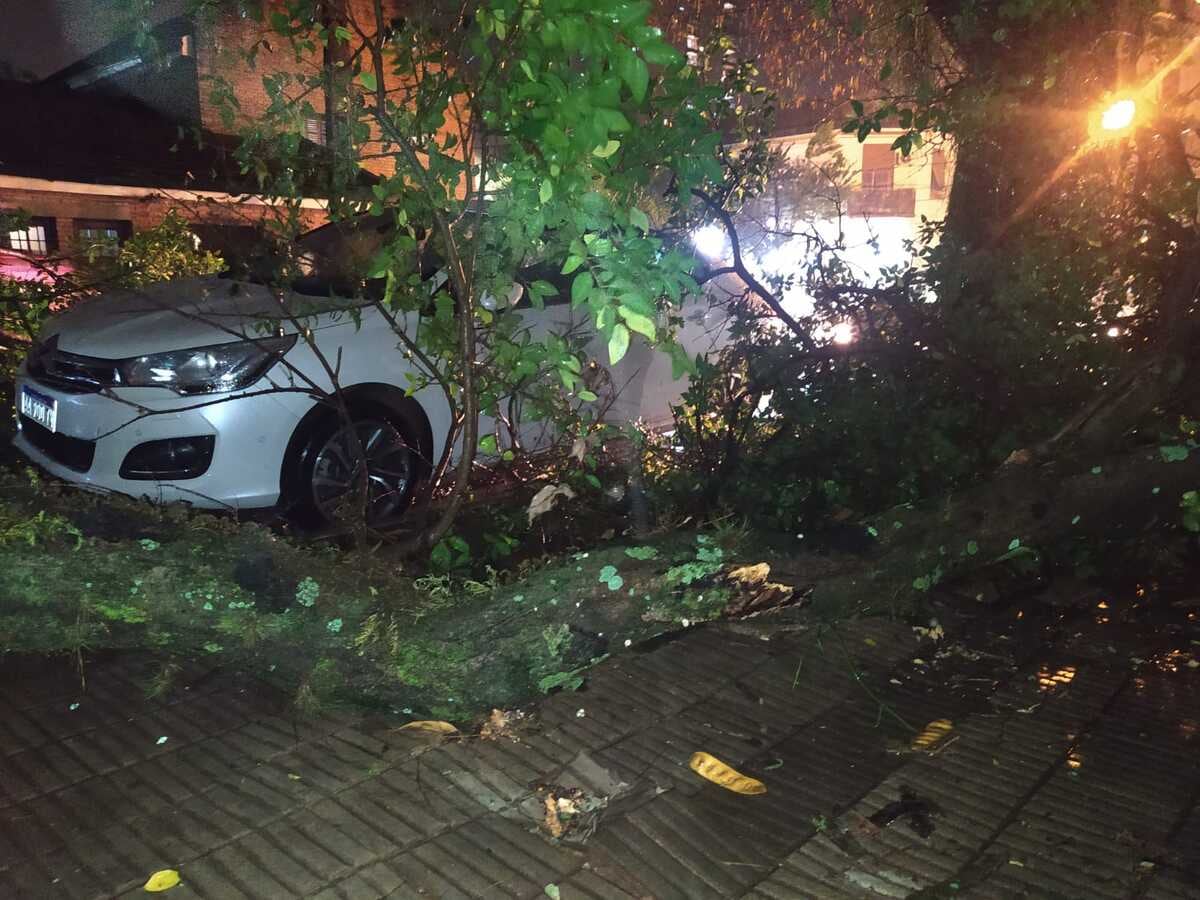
[{"xmin": 1, "ymin": 584, "xmax": 1199, "ymax": 899}]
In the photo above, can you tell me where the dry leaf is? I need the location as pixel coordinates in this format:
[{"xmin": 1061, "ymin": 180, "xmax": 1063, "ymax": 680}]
[
  {"xmin": 570, "ymin": 437, "xmax": 588, "ymax": 462},
  {"xmin": 144, "ymin": 869, "xmax": 181, "ymax": 892},
  {"xmin": 480, "ymin": 708, "xmax": 522, "ymax": 742},
  {"xmin": 688, "ymin": 751, "xmax": 767, "ymax": 795},
  {"xmin": 911, "ymin": 719, "xmax": 954, "ymax": 752},
  {"xmin": 727, "ymin": 562, "xmax": 771, "ymax": 585},
  {"xmin": 528, "ymin": 483, "xmax": 576, "ymax": 524},
  {"xmin": 543, "ymin": 793, "xmax": 564, "ymax": 838},
  {"xmin": 398, "ymin": 720, "xmax": 458, "ymax": 735}
]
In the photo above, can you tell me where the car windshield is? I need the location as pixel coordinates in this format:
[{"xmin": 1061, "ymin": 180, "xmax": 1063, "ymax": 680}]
[{"xmin": 236, "ymin": 215, "xmax": 423, "ymax": 301}]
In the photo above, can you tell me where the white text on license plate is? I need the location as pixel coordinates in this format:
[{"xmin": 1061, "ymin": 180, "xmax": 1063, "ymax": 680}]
[{"xmin": 20, "ymin": 387, "xmax": 58, "ymax": 433}]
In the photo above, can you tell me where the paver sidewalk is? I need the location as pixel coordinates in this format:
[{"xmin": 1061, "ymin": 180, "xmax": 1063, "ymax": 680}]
[{"xmin": 2, "ymin": 614, "xmax": 1198, "ymax": 899}]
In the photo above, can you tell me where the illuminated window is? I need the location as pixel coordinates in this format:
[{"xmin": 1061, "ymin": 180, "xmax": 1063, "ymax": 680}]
[
  {"xmin": 3, "ymin": 217, "xmax": 58, "ymax": 256},
  {"xmin": 75, "ymin": 219, "xmax": 131, "ymax": 256},
  {"xmin": 304, "ymin": 116, "xmax": 327, "ymax": 145},
  {"xmin": 862, "ymin": 144, "xmax": 895, "ymax": 191}
]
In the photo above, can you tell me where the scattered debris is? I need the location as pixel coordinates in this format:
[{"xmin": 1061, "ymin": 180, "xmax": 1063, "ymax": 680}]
[
  {"xmin": 688, "ymin": 751, "xmax": 767, "ymax": 795},
  {"xmin": 479, "ymin": 708, "xmax": 523, "ymax": 741},
  {"xmin": 868, "ymin": 787, "xmax": 941, "ymax": 838},
  {"xmin": 527, "ymin": 483, "xmax": 576, "ymax": 524},
  {"xmin": 536, "ymin": 783, "xmax": 611, "ymax": 841},
  {"xmin": 913, "ymin": 619, "xmax": 945, "ymax": 642}
]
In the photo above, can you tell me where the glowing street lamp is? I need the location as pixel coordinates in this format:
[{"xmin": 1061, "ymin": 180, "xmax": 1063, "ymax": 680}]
[
  {"xmin": 1099, "ymin": 97, "xmax": 1136, "ymax": 132},
  {"xmin": 831, "ymin": 321, "xmax": 855, "ymax": 345}
]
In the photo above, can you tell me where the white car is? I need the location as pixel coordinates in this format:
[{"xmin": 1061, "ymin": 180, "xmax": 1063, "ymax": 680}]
[{"xmin": 13, "ymin": 220, "xmax": 731, "ymax": 526}]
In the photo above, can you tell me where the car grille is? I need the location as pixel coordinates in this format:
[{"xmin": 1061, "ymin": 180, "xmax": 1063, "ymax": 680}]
[
  {"xmin": 19, "ymin": 415, "xmax": 96, "ymax": 473},
  {"xmin": 26, "ymin": 339, "xmax": 119, "ymax": 394}
]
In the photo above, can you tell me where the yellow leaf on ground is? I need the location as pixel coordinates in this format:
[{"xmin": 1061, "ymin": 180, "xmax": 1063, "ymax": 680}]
[
  {"xmin": 144, "ymin": 869, "xmax": 180, "ymax": 892},
  {"xmin": 911, "ymin": 718, "xmax": 954, "ymax": 751},
  {"xmin": 542, "ymin": 793, "xmax": 564, "ymax": 838},
  {"xmin": 398, "ymin": 720, "xmax": 458, "ymax": 735},
  {"xmin": 688, "ymin": 751, "xmax": 766, "ymax": 795},
  {"xmin": 727, "ymin": 563, "xmax": 771, "ymax": 585}
]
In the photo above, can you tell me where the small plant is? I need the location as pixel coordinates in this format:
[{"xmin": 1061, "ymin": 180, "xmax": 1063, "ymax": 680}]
[
  {"xmin": 294, "ymin": 577, "xmax": 320, "ymax": 607},
  {"xmin": 429, "ymin": 535, "xmax": 472, "ymax": 573},
  {"xmin": 1182, "ymin": 490, "xmax": 1200, "ymax": 533},
  {"xmin": 665, "ymin": 538, "xmax": 724, "ymax": 586},
  {"xmin": 598, "ymin": 565, "xmax": 624, "ymax": 591},
  {"xmin": 624, "ymin": 545, "xmax": 659, "ymax": 560},
  {"xmin": 811, "ymin": 814, "xmax": 828, "ymax": 833}
]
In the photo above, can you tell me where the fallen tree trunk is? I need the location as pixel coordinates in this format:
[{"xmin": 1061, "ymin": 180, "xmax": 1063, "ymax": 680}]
[{"xmin": 1, "ymin": 436, "xmax": 1194, "ymax": 721}]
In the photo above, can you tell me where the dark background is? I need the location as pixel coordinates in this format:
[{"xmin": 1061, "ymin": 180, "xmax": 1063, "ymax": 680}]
[{"xmin": 0, "ymin": 0, "xmax": 184, "ymax": 80}]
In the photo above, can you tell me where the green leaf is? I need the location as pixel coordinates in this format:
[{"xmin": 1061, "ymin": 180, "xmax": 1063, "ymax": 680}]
[
  {"xmin": 879, "ymin": 61, "xmax": 893, "ymax": 80},
  {"xmin": 479, "ymin": 434, "xmax": 498, "ymax": 455},
  {"xmin": 359, "ymin": 71, "xmax": 378, "ymax": 92},
  {"xmin": 641, "ymin": 40, "xmax": 684, "ymax": 68},
  {"xmin": 578, "ymin": 390, "xmax": 599, "ymax": 402},
  {"xmin": 596, "ymin": 108, "xmax": 631, "ymax": 133},
  {"xmin": 624, "ymin": 545, "xmax": 658, "ymax": 560},
  {"xmin": 1007, "ymin": 538, "xmax": 1021, "ymax": 551},
  {"xmin": 561, "ymin": 255, "xmax": 584, "ymax": 275},
  {"xmin": 618, "ymin": 306, "xmax": 656, "ymax": 341},
  {"xmin": 966, "ymin": 540, "xmax": 978, "ymax": 556},
  {"xmin": 593, "ymin": 140, "xmax": 621, "ymax": 158},
  {"xmin": 539, "ymin": 179, "xmax": 553, "ymax": 204},
  {"xmin": 615, "ymin": 46, "xmax": 649, "ymax": 103},
  {"xmin": 1160, "ymin": 444, "xmax": 1189, "ymax": 462},
  {"xmin": 334, "ymin": 25, "xmax": 352, "ymax": 42},
  {"xmin": 608, "ymin": 323, "xmax": 631, "ymax": 364},
  {"xmin": 572, "ymin": 272, "xmax": 594, "ymax": 306},
  {"xmin": 629, "ymin": 207, "xmax": 650, "ymax": 233}
]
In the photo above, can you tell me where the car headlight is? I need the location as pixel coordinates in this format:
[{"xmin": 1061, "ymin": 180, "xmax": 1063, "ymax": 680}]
[{"xmin": 120, "ymin": 335, "xmax": 297, "ymax": 394}]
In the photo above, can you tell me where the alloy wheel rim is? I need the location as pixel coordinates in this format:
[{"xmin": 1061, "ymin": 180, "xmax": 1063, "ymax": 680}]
[{"xmin": 311, "ymin": 419, "xmax": 413, "ymax": 525}]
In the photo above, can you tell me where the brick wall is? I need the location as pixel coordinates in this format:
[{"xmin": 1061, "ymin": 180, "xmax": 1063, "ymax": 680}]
[
  {"xmin": 0, "ymin": 184, "xmax": 326, "ymax": 260},
  {"xmin": 193, "ymin": 1, "xmax": 459, "ymax": 180}
]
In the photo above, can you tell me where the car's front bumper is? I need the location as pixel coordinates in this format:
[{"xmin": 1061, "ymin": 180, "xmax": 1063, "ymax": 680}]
[{"xmin": 12, "ymin": 367, "xmax": 308, "ymax": 510}]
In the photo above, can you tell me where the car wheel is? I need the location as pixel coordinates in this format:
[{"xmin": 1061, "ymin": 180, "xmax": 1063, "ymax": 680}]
[{"xmin": 291, "ymin": 407, "xmax": 422, "ymax": 529}]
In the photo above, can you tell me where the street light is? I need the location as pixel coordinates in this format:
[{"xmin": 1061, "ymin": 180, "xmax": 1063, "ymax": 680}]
[{"xmin": 1099, "ymin": 97, "xmax": 1136, "ymax": 132}]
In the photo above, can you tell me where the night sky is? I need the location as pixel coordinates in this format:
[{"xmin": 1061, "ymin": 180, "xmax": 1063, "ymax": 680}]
[{"xmin": 0, "ymin": 0, "xmax": 184, "ymax": 80}]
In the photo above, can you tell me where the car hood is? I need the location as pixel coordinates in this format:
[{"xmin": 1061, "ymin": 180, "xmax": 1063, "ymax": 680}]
[{"xmin": 45, "ymin": 277, "xmax": 358, "ymax": 358}]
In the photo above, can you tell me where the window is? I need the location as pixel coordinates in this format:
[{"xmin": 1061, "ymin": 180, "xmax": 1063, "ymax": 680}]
[
  {"xmin": 75, "ymin": 219, "xmax": 132, "ymax": 256},
  {"xmin": 304, "ymin": 116, "xmax": 327, "ymax": 146},
  {"xmin": 685, "ymin": 33, "xmax": 699, "ymax": 67},
  {"xmin": 861, "ymin": 144, "xmax": 895, "ymax": 191},
  {"xmin": 930, "ymin": 148, "xmax": 948, "ymax": 198},
  {"xmin": 2, "ymin": 217, "xmax": 58, "ymax": 256}
]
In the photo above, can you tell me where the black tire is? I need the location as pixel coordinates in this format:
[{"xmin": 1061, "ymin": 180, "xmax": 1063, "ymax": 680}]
[{"xmin": 285, "ymin": 402, "xmax": 423, "ymax": 529}]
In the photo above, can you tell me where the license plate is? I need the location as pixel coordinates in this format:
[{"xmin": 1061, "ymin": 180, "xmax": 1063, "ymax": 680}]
[{"xmin": 20, "ymin": 386, "xmax": 58, "ymax": 433}]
